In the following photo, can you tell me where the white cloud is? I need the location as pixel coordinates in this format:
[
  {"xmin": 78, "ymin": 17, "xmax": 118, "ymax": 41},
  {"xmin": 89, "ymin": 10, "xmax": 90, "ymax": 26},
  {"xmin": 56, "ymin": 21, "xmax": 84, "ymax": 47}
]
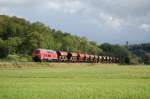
[
  {"xmin": 0, "ymin": 0, "xmax": 29, "ymax": 6},
  {"xmin": 0, "ymin": 0, "xmax": 150, "ymax": 43},
  {"xmin": 0, "ymin": 7, "xmax": 9, "ymax": 14},
  {"xmin": 140, "ymin": 24, "xmax": 150, "ymax": 32},
  {"xmin": 47, "ymin": 1, "xmax": 61, "ymax": 11},
  {"xmin": 0, "ymin": 6, "xmax": 16, "ymax": 15},
  {"xmin": 99, "ymin": 13, "xmax": 125, "ymax": 29},
  {"xmin": 46, "ymin": 0, "xmax": 84, "ymax": 14}
]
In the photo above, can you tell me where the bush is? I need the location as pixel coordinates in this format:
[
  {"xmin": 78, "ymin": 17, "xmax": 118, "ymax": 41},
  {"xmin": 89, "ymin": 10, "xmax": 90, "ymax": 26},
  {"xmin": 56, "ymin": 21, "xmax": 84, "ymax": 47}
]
[
  {"xmin": 0, "ymin": 46, "xmax": 9, "ymax": 58},
  {"xmin": 124, "ymin": 54, "xmax": 140, "ymax": 65},
  {"xmin": 0, "ymin": 39, "xmax": 9, "ymax": 58},
  {"xmin": 129, "ymin": 57, "xmax": 140, "ymax": 65},
  {"xmin": 144, "ymin": 53, "xmax": 150, "ymax": 65},
  {"xmin": 0, "ymin": 54, "xmax": 32, "ymax": 62}
]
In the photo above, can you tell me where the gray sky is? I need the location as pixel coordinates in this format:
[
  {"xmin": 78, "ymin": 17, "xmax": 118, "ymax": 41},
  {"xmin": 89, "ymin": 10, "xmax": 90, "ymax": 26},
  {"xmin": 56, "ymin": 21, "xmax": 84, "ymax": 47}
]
[{"xmin": 0, "ymin": 0, "xmax": 150, "ymax": 44}]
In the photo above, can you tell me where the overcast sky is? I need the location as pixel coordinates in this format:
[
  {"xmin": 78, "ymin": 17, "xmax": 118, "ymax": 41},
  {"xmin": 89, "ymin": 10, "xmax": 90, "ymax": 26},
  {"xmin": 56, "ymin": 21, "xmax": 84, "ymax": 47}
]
[{"xmin": 0, "ymin": 0, "xmax": 150, "ymax": 44}]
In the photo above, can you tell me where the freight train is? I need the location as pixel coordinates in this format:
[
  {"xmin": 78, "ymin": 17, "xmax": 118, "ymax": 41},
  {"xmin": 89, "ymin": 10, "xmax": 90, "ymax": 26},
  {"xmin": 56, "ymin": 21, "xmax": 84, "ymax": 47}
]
[{"xmin": 32, "ymin": 49, "xmax": 119, "ymax": 63}]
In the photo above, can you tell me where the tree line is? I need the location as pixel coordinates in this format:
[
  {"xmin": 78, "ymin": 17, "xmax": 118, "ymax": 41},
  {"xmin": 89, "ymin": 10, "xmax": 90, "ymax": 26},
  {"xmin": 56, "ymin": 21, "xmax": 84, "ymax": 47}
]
[{"xmin": 0, "ymin": 15, "xmax": 150, "ymax": 64}]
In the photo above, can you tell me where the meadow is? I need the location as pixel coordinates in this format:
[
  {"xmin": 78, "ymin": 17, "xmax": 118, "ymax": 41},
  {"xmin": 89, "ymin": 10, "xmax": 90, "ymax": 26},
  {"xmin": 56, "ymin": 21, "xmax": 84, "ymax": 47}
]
[{"xmin": 0, "ymin": 63, "xmax": 150, "ymax": 99}]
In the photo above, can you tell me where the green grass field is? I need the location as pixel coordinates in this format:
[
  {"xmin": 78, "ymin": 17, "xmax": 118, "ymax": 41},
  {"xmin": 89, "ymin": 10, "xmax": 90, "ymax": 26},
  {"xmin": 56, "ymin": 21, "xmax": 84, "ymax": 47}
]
[{"xmin": 0, "ymin": 63, "xmax": 150, "ymax": 99}]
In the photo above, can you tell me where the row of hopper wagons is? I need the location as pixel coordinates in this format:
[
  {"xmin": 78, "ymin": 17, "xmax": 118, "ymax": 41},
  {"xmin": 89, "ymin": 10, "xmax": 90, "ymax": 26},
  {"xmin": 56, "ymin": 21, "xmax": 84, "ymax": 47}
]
[
  {"xmin": 32, "ymin": 49, "xmax": 119, "ymax": 63},
  {"xmin": 57, "ymin": 51, "xmax": 119, "ymax": 63}
]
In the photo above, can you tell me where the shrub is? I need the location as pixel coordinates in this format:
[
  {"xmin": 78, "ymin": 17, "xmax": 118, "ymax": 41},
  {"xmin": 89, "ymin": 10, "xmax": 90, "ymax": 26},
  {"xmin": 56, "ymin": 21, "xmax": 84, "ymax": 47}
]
[
  {"xmin": 144, "ymin": 53, "xmax": 150, "ymax": 65},
  {"xmin": 124, "ymin": 54, "xmax": 140, "ymax": 65},
  {"xmin": 0, "ymin": 46, "xmax": 9, "ymax": 58},
  {"xmin": 0, "ymin": 54, "xmax": 32, "ymax": 62}
]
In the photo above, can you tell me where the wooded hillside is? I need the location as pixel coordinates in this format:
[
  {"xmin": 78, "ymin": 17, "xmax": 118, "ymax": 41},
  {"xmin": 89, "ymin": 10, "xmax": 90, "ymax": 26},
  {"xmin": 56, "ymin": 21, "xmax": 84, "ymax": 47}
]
[
  {"xmin": 0, "ymin": 15, "xmax": 150, "ymax": 64},
  {"xmin": 0, "ymin": 15, "xmax": 101, "ymax": 56}
]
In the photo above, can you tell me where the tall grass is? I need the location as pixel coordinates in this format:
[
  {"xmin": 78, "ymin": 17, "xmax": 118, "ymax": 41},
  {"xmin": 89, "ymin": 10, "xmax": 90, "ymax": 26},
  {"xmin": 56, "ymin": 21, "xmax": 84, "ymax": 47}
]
[{"xmin": 0, "ymin": 64, "xmax": 150, "ymax": 99}]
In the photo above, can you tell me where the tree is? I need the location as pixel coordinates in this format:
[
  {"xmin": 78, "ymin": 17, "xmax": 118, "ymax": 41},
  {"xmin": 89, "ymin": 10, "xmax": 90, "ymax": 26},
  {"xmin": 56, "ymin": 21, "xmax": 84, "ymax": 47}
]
[
  {"xmin": 99, "ymin": 43, "xmax": 140, "ymax": 64},
  {"xmin": 144, "ymin": 53, "xmax": 150, "ymax": 65},
  {"xmin": 125, "ymin": 53, "xmax": 140, "ymax": 65},
  {"xmin": 5, "ymin": 37, "xmax": 22, "ymax": 54},
  {"xmin": 20, "ymin": 31, "xmax": 45, "ymax": 54},
  {"xmin": 0, "ymin": 38, "xmax": 9, "ymax": 58}
]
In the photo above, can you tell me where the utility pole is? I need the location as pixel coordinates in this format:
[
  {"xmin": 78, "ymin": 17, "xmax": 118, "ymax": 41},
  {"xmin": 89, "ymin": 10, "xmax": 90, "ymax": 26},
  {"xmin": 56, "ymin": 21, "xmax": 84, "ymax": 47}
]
[{"xmin": 126, "ymin": 41, "xmax": 129, "ymax": 49}]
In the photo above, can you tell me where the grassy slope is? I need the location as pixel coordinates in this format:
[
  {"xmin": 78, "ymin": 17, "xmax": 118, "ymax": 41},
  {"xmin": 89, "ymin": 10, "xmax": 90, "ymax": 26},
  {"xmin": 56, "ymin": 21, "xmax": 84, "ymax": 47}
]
[{"xmin": 0, "ymin": 63, "xmax": 150, "ymax": 99}]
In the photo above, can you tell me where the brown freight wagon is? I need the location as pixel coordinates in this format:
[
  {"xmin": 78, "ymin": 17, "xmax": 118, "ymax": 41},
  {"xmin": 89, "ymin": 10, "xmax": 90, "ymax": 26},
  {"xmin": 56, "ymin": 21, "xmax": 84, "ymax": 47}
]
[
  {"xmin": 77, "ymin": 53, "xmax": 85, "ymax": 62},
  {"xmin": 67, "ymin": 52, "xmax": 78, "ymax": 62},
  {"xmin": 84, "ymin": 54, "xmax": 90, "ymax": 62},
  {"xmin": 56, "ymin": 51, "xmax": 68, "ymax": 62}
]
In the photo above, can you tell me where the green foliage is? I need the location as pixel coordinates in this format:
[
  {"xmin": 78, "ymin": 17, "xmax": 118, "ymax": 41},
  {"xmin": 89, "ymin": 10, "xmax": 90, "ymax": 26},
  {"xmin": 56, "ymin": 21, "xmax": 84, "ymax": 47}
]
[
  {"xmin": 0, "ymin": 54, "xmax": 32, "ymax": 62},
  {"xmin": 21, "ymin": 31, "xmax": 45, "ymax": 54},
  {"xmin": 144, "ymin": 53, "xmax": 150, "ymax": 65},
  {"xmin": 5, "ymin": 37, "xmax": 22, "ymax": 54},
  {"xmin": 0, "ymin": 15, "xmax": 102, "ymax": 57},
  {"xmin": 0, "ymin": 38, "xmax": 9, "ymax": 58},
  {"xmin": 129, "ymin": 43, "xmax": 150, "ymax": 60},
  {"xmin": 99, "ymin": 43, "xmax": 140, "ymax": 64},
  {"xmin": 124, "ymin": 54, "xmax": 140, "ymax": 65}
]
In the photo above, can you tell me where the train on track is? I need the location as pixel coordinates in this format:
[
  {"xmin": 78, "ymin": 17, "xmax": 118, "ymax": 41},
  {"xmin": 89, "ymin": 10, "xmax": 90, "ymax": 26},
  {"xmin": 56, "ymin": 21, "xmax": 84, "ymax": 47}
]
[{"xmin": 32, "ymin": 49, "xmax": 119, "ymax": 63}]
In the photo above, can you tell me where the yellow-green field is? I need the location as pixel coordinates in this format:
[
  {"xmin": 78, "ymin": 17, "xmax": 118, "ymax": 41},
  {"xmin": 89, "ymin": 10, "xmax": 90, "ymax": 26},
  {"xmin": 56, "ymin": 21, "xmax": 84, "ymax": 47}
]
[{"xmin": 0, "ymin": 63, "xmax": 150, "ymax": 99}]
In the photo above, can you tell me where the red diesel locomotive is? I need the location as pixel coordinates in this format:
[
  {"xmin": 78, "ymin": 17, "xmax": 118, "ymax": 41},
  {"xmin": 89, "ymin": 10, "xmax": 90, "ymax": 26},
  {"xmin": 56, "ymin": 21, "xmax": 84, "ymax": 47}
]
[
  {"xmin": 32, "ymin": 49, "xmax": 58, "ymax": 62},
  {"xmin": 32, "ymin": 49, "xmax": 119, "ymax": 63}
]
